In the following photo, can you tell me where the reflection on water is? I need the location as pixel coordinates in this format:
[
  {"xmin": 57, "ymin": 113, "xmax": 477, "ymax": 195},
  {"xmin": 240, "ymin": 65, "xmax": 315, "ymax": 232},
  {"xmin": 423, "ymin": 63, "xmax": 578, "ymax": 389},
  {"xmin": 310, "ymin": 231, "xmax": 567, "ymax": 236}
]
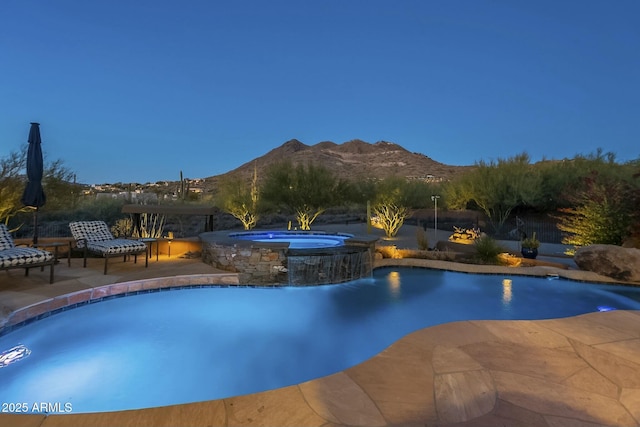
[
  {"xmin": 388, "ymin": 271, "xmax": 401, "ymax": 300},
  {"xmin": 502, "ymin": 278, "xmax": 512, "ymax": 305}
]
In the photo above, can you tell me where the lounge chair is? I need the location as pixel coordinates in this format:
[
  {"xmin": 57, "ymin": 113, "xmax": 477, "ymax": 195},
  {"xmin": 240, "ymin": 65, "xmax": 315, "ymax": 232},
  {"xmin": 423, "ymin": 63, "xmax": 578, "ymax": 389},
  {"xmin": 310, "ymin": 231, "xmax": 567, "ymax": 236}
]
[
  {"xmin": 69, "ymin": 220, "xmax": 148, "ymax": 275},
  {"xmin": 0, "ymin": 224, "xmax": 55, "ymax": 284}
]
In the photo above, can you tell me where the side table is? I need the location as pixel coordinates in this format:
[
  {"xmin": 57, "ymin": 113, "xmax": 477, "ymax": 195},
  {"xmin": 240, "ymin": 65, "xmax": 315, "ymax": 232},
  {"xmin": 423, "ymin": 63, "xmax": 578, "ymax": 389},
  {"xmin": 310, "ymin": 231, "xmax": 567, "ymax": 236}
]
[{"xmin": 139, "ymin": 238, "xmax": 158, "ymax": 267}]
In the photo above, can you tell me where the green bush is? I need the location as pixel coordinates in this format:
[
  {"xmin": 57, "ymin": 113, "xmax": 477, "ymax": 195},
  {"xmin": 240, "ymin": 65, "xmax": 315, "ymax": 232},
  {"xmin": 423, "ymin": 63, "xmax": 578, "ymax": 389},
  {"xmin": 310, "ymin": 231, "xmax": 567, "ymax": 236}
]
[
  {"xmin": 473, "ymin": 236, "xmax": 507, "ymax": 264},
  {"xmin": 521, "ymin": 232, "xmax": 540, "ymax": 249},
  {"xmin": 49, "ymin": 198, "xmax": 128, "ymax": 225}
]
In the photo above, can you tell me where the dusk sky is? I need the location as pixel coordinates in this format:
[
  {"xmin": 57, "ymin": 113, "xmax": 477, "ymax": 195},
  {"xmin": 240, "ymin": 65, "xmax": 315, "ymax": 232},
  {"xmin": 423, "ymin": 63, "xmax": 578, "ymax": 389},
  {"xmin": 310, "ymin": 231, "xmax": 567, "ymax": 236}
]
[{"xmin": 2, "ymin": 1, "xmax": 639, "ymax": 184}]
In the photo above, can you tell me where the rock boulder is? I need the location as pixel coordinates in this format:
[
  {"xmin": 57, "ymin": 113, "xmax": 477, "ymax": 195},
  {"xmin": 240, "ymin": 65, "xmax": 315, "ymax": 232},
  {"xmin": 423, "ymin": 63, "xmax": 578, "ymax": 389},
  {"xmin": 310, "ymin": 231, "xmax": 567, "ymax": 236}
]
[{"xmin": 574, "ymin": 244, "xmax": 640, "ymax": 282}]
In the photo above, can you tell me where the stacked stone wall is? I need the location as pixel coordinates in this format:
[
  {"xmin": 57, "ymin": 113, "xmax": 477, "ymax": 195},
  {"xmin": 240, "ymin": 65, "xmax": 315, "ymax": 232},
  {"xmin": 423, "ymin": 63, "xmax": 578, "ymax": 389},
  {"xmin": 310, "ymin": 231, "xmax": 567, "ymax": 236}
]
[
  {"xmin": 201, "ymin": 231, "xmax": 378, "ymax": 286},
  {"xmin": 202, "ymin": 242, "xmax": 287, "ymax": 285}
]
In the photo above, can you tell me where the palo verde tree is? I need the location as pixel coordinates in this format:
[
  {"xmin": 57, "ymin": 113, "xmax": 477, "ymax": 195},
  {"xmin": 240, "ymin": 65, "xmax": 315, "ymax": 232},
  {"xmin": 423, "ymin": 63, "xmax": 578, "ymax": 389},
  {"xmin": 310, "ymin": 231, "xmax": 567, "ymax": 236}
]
[
  {"xmin": 261, "ymin": 161, "xmax": 344, "ymax": 230},
  {"xmin": 41, "ymin": 159, "xmax": 79, "ymax": 211},
  {"xmin": 216, "ymin": 164, "xmax": 260, "ymax": 230},
  {"xmin": 0, "ymin": 147, "xmax": 27, "ymax": 225},
  {"xmin": 1, "ymin": 145, "xmax": 77, "ymax": 226},
  {"xmin": 371, "ymin": 176, "xmax": 412, "ymax": 238},
  {"xmin": 446, "ymin": 153, "xmax": 542, "ymax": 233}
]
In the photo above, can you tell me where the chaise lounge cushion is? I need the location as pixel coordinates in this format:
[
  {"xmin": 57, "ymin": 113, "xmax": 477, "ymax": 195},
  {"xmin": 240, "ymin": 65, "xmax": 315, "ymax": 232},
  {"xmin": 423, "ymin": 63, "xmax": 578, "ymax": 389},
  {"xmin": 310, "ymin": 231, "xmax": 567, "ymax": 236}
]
[
  {"xmin": 0, "ymin": 224, "xmax": 16, "ymax": 251},
  {"xmin": 69, "ymin": 221, "xmax": 147, "ymax": 255},
  {"xmin": 85, "ymin": 239, "xmax": 147, "ymax": 256},
  {"xmin": 0, "ymin": 246, "xmax": 54, "ymax": 268},
  {"xmin": 0, "ymin": 224, "xmax": 54, "ymax": 284}
]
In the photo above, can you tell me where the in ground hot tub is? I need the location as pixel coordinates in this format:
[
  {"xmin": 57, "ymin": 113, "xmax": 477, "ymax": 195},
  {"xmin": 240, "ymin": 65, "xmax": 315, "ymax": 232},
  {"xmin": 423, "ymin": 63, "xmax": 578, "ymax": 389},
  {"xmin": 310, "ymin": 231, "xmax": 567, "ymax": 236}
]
[
  {"xmin": 201, "ymin": 230, "xmax": 378, "ymax": 286},
  {"xmin": 229, "ymin": 231, "xmax": 352, "ymax": 248}
]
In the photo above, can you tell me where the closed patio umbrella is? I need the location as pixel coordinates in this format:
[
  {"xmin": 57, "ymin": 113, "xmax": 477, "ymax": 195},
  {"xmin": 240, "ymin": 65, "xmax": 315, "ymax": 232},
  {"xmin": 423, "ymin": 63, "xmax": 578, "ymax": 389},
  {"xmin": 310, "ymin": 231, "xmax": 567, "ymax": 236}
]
[{"xmin": 21, "ymin": 122, "xmax": 46, "ymax": 244}]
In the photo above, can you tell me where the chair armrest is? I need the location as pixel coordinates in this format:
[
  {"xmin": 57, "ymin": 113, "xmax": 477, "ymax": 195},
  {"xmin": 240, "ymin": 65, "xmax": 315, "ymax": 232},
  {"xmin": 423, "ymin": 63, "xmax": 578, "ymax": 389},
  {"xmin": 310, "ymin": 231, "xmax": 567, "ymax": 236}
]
[{"xmin": 74, "ymin": 238, "xmax": 88, "ymax": 249}]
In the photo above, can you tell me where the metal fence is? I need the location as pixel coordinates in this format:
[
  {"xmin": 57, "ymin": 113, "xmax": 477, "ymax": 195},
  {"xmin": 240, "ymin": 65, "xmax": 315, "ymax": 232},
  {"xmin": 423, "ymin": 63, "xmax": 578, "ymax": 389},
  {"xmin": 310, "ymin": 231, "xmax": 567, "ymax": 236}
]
[
  {"xmin": 12, "ymin": 221, "xmax": 73, "ymax": 239},
  {"xmin": 410, "ymin": 212, "xmax": 564, "ymax": 244},
  {"xmin": 12, "ymin": 211, "xmax": 567, "ymax": 244},
  {"xmin": 492, "ymin": 215, "xmax": 564, "ymax": 244}
]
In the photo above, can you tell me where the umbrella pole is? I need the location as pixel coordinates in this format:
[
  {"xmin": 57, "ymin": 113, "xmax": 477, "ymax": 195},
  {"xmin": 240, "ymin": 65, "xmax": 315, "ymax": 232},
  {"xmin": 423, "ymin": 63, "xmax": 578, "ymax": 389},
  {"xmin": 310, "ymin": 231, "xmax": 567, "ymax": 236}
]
[{"xmin": 33, "ymin": 207, "xmax": 39, "ymax": 245}]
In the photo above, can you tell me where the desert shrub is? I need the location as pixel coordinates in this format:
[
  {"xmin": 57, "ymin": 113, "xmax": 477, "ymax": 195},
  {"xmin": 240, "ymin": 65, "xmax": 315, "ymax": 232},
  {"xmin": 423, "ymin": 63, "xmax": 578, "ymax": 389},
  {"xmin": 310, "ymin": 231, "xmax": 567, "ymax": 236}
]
[
  {"xmin": 69, "ymin": 198, "xmax": 127, "ymax": 224},
  {"xmin": 111, "ymin": 217, "xmax": 133, "ymax": 237},
  {"xmin": 402, "ymin": 249, "xmax": 457, "ymax": 261},
  {"xmin": 416, "ymin": 227, "xmax": 429, "ymax": 250},
  {"xmin": 473, "ymin": 236, "xmax": 507, "ymax": 264}
]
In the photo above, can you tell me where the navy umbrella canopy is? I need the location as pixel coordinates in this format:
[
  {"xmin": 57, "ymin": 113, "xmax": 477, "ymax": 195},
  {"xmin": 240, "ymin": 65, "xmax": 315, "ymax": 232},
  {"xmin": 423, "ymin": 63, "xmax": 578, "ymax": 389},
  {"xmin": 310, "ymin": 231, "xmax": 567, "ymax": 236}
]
[{"xmin": 21, "ymin": 122, "xmax": 46, "ymax": 244}]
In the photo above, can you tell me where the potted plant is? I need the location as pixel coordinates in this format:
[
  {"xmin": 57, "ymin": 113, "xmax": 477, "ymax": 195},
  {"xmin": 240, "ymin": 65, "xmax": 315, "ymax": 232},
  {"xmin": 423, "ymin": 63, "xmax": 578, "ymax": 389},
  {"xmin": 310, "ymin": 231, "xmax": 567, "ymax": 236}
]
[{"xmin": 521, "ymin": 232, "xmax": 540, "ymax": 259}]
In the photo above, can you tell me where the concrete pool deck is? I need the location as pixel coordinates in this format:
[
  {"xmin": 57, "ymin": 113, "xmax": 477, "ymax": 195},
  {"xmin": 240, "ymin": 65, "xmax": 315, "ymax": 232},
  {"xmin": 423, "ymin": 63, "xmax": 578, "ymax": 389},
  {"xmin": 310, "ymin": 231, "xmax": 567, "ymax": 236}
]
[{"xmin": 1, "ymin": 225, "xmax": 639, "ymax": 426}]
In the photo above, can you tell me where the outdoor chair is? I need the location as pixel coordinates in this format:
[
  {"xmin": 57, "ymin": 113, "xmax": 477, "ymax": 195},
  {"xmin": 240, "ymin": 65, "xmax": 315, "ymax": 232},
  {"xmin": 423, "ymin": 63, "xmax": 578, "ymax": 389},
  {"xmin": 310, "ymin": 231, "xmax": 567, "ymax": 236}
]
[
  {"xmin": 69, "ymin": 220, "xmax": 148, "ymax": 275},
  {"xmin": 0, "ymin": 224, "xmax": 55, "ymax": 284}
]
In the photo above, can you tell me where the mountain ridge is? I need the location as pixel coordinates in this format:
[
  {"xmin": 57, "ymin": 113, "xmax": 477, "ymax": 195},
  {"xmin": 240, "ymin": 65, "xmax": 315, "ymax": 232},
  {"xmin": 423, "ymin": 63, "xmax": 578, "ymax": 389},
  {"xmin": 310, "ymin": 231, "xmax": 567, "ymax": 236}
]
[{"xmin": 208, "ymin": 139, "xmax": 473, "ymax": 185}]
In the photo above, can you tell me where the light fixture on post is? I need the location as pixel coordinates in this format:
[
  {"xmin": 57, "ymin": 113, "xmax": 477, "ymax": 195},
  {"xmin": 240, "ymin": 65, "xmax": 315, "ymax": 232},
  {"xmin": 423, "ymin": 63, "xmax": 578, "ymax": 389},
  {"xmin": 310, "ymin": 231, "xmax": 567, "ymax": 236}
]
[
  {"xmin": 431, "ymin": 195, "xmax": 440, "ymax": 245},
  {"xmin": 166, "ymin": 231, "xmax": 174, "ymax": 258}
]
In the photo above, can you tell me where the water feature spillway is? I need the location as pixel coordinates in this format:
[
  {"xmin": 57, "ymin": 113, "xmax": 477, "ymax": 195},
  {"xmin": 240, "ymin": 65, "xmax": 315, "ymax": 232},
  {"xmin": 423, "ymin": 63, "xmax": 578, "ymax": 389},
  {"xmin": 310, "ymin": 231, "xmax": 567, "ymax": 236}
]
[
  {"xmin": 200, "ymin": 230, "xmax": 378, "ymax": 286},
  {"xmin": 286, "ymin": 246, "xmax": 373, "ymax": 286}
]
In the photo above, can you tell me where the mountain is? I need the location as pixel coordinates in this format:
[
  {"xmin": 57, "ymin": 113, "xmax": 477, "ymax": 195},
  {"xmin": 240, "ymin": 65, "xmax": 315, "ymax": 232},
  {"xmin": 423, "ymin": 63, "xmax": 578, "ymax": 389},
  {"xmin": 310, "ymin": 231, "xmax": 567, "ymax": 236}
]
[{"xmin": 207, "ymin": 139, "xmax": 473, "ymax": 187}]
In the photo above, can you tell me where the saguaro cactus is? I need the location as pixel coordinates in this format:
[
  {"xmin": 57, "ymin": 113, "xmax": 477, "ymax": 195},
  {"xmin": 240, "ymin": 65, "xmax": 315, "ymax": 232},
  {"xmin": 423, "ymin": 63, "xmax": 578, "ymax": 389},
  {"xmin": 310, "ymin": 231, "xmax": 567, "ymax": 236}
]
[{"xmin": 177, "ymin": 170, "xmax": 190, "ymax": 202}]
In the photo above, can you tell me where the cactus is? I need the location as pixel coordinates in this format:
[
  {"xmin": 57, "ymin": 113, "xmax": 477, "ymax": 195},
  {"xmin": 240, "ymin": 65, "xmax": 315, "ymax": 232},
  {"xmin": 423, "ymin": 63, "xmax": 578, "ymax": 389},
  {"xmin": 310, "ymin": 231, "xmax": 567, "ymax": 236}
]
[{"xmin": 177, "ymin": 170, "xmax": 190, "ymax": 202}]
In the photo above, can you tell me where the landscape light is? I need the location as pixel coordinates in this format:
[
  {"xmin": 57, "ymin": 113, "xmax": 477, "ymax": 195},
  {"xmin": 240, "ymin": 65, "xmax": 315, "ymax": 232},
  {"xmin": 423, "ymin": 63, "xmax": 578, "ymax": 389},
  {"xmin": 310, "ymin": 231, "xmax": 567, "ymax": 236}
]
[{"xmin": 431, "ymin": 195, "xmax": 440, "ymax": 246}]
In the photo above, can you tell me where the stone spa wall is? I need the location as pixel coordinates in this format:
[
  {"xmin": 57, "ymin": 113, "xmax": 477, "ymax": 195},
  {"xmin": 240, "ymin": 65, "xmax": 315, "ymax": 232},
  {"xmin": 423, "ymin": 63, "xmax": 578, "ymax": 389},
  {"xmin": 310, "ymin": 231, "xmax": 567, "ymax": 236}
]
[{"xmin": 200, "ymin": 231, "xmax": 378, "ymax": 286}]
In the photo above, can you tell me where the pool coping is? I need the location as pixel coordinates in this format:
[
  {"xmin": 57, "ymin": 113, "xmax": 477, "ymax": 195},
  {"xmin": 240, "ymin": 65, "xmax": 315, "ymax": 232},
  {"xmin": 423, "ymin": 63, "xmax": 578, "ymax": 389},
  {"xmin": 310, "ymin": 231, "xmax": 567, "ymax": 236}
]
[{"xmin": 0, "ymin": 273, "xmax": 238, "ymax": 335}]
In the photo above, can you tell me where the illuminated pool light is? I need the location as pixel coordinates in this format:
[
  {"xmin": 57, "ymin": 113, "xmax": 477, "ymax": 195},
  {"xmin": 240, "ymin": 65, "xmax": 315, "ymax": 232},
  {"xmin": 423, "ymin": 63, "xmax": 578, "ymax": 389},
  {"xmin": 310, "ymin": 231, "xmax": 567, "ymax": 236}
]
[
  {"xmin": 0, "ymin": 344, "xmax": 31, "ymax": 368},
  {"xmin": 597, "ymin": 305, "xmax": 617, "ymax": 312}
]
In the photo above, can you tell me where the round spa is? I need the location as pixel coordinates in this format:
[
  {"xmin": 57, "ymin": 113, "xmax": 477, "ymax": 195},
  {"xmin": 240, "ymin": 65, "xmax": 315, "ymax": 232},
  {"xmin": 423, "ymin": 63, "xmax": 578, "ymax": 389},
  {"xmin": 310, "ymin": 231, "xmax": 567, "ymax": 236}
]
[
  {"xmin": 230, "ymin": 231, "xmax": 351, "ymax": 248},
  {"xmin": 200, "ymin": 230, "xmax": 378, "ymax": 286}
]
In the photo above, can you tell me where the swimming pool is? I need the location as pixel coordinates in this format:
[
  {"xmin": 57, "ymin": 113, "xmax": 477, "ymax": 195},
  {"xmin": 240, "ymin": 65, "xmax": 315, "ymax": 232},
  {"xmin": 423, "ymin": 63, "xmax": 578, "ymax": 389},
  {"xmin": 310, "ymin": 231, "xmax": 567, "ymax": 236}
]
[
  {"xmin": 1, "ymin": 267, "xmax": 639, "ymax": 414},
  {"xmin": 228, "ymin": 231, "xmax": 353, "ymax": 248}
]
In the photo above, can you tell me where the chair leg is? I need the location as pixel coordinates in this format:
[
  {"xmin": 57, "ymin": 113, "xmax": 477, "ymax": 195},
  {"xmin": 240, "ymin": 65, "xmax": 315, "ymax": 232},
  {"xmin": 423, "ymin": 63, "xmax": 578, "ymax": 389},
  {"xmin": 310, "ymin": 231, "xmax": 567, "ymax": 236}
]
[
  {"xmin": 83, "ymin": 248, "xmax": 88, "ymax": 268},
  {"xmin": 104, "ymin": 257, "xmax": 108, "ymax": 275},
  {"xmin": 49, "ymin": 261, "xmax": 54, "ymax": 284},
  {"xmin": 25, "ymin": 267, "xmax": 30, "ymax": 277}
]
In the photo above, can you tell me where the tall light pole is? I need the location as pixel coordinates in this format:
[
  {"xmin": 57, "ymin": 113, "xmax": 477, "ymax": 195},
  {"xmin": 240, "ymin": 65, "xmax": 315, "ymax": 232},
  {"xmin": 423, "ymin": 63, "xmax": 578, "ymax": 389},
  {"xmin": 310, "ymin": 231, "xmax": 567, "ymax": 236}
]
[{"xmin": 431, "ymin": 195, "xmax": 440, "ymax": 245}]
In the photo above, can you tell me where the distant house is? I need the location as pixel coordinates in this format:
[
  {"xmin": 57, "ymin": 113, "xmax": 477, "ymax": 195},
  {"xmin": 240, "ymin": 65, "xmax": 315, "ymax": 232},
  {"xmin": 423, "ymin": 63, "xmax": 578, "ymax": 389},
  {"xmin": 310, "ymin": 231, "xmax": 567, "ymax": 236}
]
[
  {"xmin": 95, "ymin": 191, "xmax": 158, "ymax": 203},
  {"xmin": 406, "ymin": 174, "xmax": 438, "ymax": 182}
]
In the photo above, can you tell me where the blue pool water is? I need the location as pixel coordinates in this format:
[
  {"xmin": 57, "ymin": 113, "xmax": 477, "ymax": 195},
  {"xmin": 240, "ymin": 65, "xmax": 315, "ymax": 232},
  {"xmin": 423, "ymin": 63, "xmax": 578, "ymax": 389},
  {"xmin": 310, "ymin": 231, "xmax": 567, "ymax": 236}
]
[
  {"xmin": 228, "ymin": 231, "xmax": 352, "ymax": 248},
  {"xmin": 1, "ymin": 267, "xmax": 639, "ymax": 414}
]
